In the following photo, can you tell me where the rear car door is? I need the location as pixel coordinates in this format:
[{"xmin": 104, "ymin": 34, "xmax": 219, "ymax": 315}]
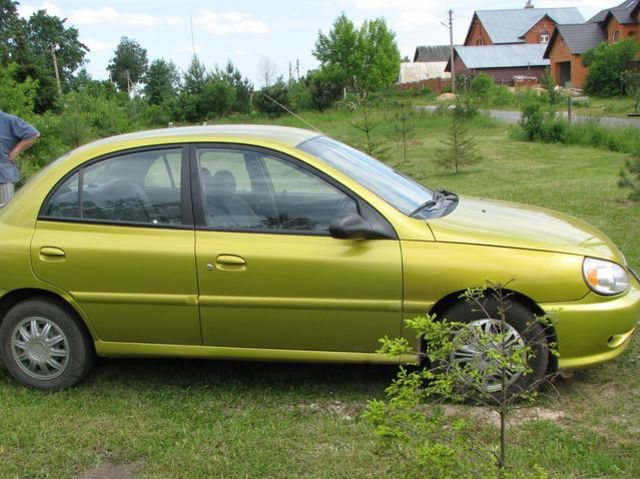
[{"xmin": 31, "ymin": 146, "xmax": 201, "ymax": 345}]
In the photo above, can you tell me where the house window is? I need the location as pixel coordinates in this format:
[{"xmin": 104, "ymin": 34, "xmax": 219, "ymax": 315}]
[
  {"xmin": 612, "ymin": 30, "xmax": 621, "ymax": 43},
  {"xmin": 540, "ymin": 31, "xmax": 550, "ymax": 43},
  {"xmin": 476, "ymin": 38, "xmax": 484, "ymax": 46}
]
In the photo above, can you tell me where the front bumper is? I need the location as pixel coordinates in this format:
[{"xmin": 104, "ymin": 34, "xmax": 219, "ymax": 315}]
[{"xmin": 541, "ymin": 274, "xmax": 640, "ymax": 370}]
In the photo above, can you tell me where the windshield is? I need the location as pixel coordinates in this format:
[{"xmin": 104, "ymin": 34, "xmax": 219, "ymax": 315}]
[{"xmin": 297, "ymin": 136, "xmax": 433, "ymax": 216}]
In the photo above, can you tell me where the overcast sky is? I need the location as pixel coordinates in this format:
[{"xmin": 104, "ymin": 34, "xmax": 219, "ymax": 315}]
[{"xmin": 17, "ymin": 0, "xmax": 605, "ymax": 87}]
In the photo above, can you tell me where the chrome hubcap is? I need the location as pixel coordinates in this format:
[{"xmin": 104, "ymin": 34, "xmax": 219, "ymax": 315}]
[
  {"xmin": 450, "ymin": 319, "xmax": 526, "ymax": 394},
  {"xmin": 11, "ymin": 317, "xmax": 69, "ymax": 380}
]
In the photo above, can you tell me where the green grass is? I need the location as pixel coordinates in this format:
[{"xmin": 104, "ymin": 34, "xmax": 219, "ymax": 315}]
[{"xmin": 1, "ymin": 108, "xmax": 639, "ymax": 478}]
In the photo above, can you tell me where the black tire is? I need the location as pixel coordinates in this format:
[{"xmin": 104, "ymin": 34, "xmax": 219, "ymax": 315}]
[
  {"xmin": 439, "ymin": 297, "xmax": 549, "ymax": 399},
  {"xmin": 0, "ymin": 298, "xmax": 95, "ymax": 390}
]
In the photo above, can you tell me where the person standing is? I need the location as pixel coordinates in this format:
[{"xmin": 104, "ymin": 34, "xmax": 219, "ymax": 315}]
[{"xmin": 0, "ymin": 110, "xmax": 40, "ymax": 207}]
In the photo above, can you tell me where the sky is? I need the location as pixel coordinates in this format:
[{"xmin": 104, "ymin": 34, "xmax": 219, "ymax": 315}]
[{"xmin": 16, "ymin": 0, "xmax": 606, "ymax": 87}]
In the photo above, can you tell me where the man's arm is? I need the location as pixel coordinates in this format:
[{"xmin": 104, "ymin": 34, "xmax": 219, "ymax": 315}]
[{"xmin": 9, "ymin": 133, "xmax": 39, "ymax": 163}]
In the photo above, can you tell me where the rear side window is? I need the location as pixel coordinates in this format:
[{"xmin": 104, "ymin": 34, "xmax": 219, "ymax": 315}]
[{"xmin": 41, "ymin": 148, "xmax": 184, "ymax": 226}]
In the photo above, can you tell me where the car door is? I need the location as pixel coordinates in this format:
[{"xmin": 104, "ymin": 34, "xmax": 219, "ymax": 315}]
[
  {"xmin": 192, "ymin": 144, "xmax": 403, "ymax": 353},
  {"xmin": 31, "ymin": 146, "xmax": 201, "ymax": 345}
]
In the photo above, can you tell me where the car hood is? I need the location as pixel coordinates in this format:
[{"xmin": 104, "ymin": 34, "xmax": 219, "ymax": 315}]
[{"xmin": 427, "ymin": 196, "xmax": 625, "ymax": 264}]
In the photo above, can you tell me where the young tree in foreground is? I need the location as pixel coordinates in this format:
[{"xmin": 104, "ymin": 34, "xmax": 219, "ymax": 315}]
[
  {"xmin": 619, "ymin": 148, "xmax": 640, "ymax": 201},
  {"xmin": 364, "ymin": 283, "xmax": 557, "ymax": 479},
  {"xmin": 435, "ymin": 104, "xmax": 480, "ymax": 174}
]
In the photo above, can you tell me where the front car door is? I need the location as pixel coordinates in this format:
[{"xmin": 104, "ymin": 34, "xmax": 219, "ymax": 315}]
[
  {"xmin": 31, "ymin": 146, "xmax": 201, "ymax": 345},
  {"xmin": 192, "ymin": 144, "xmax": 403, "ymax": 354}
]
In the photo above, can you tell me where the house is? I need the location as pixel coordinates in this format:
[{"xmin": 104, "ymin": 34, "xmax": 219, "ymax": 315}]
[
  {"xmin": 544, "ymin": 0, "xmax": 640, "ymax": 88},
  {"xmin": 408, "ymin": 45, "xmax": 452, "ymax": 80},
  {"xmin": 445, "ymin": 44, "xmax": 549, "ymax": 84},
  {"xmin": 398, "ymin": 45, "xmax": 452, "ymax": 93},
  {"xmin": 543, "ymin": 24, "xmax": 606, "ymax": 89},
  {"xmin": 589, "ymin": 0, "xmax": 639, "ymax": 43},
  {"xmin": 463, "ymin": 6, "xmax": 584, "ymax": 46}
]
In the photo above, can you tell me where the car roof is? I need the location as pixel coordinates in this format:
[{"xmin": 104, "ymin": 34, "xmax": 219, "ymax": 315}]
[{"xmin": 75, "ymin": 124, "xmax": 322, "ymax": 152}]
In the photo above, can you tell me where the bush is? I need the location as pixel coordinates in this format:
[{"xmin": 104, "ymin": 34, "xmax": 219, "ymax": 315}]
[
  {"xmin": 490, "ymin": 86, "xmax": 515, "ymax": 107},
  {"xmin": 289, "ymin": 80, "xmax": 313, "ymax": 111},
  {"xmin": 306, "ymin": 69, "xmax": 343, "ymax": 111},
  {"xmin": 469, "ymin": 73, "xmax": 494, "ymax": 100},
  {"xmin": 583, "ymin": 38, "xmax": 640, "ymax": 97},
  {"xmin": 256, "ymin": 82, "xmax": 290, "ymax": 117},
  {"xmin": 619, "ymin": 148, "xmax": 640, "ymax": 201}
]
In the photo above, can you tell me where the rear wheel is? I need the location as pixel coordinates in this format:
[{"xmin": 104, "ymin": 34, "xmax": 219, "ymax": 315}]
[
  {"xmin": 440, "ymin": 298, "xmax": 549, "ymax": 398},
  {"xmin": 0, "ymin": 298, "xmax": 95, "ymax": 390}
]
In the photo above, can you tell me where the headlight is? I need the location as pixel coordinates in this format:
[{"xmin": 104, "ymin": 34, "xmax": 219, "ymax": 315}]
[{"xmin": 582, "ymin": 257, "xmax": 629, "ymax": 296}]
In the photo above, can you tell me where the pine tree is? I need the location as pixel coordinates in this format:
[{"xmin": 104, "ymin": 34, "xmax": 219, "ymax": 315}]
[
  {"xmin": 435, "ymin": 109, "xmax": 480, "ymax": 174},
  {"xmin": 619, "ymin": 148, "xmax": 640, "ymax": 201}
]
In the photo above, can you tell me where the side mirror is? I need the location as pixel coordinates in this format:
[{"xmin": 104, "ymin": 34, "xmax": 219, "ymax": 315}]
[{"xmin": 329, "ymin": 214, "xmax": 382, "ymax": 240}]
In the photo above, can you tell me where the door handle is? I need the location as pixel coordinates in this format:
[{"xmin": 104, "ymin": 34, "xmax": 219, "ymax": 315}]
[
  {"xmin": 216, "ymin": 255, "xmax": 246, "ymax": 266},
  {"xmin": 213, "ymin": 254, "xmax": 247, "ymax": 271},
  {"xmin": 40, "ymin": 246, "xmax": 66, "ymax": 258}
]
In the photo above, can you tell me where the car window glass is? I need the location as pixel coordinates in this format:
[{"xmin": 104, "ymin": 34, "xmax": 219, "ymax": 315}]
[
  {"xmin": 41, "ymin": 172, "xmax": 80, "ymax": 218},
  {"xmin": 41, "ymin": 148, "xmax": 184, "ymax": 226},
  {"xmin": 198, "ymin": 149, "xmax": 251, "ymax": 192},
  {"xmin": 198, "ymin": 147, "xmax": 357, "ymax": 234},
  {"xmin": 145, "ymin": 152, "xmax": 181, "ymax": 188}
]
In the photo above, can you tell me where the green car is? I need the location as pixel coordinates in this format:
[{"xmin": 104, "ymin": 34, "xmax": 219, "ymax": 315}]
[{"xmin": 0, "ymin": 125, "xmax": 638, "ymax": 391}]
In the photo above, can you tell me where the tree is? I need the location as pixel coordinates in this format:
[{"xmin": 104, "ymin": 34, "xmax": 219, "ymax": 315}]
[
  {"xmin": 356, "ymin": 18, "xmax": 401, "ymax": 92},
  {"xmin": 583, "ymin": 38, "xmax": 640, "ymax": 97},
  {"xmin": 0, "ymin": 0, "xmax": 26, "ymax": 65},
  {"xmin": 258, "ymin": 56, "xmax": 278, "ymax": 88},
  {"xmin": 313, "ymin": 14, "xmax": 359, "ymax": 90},
  {"xmin": 255, "ymin": 82, "xmax": 290, "ymax": 117},
  {"xmin": 144, "ymin": 59, "xmax": 180, "ymax": 105},
  {"xmin": 107, "ymin": 37, "xmax": 148, "ymax": 94},
  {"xmin": 1, "ymin": 6, "xmax": 88, "ymax": 112},
  {"xmin": 183, "ymin": 55, "xmax": 207, "ymax": 95},
  {"xmin": 619, "ymin": 148, "xmax": 640, "ymax": 201},
  {"xmin": 435, "ymin": 104, "xmax": 480, "ymax": 174},
  {"xmin": 313, "ymin": 14, "xmax": 400, "ymax": 93},
  {"xmin": 0, "ymin": 63, "xmax": 37, "ymax": 118},
  {"xmin": 392, "ymin": 103, "xmax": 416, "ymax": 164},
  {"xmin": 364, "ymin": 284, "xmax": 557, "ymax": 478},
  {"xmin": 306, "ymin": 69, "xmax": 343, "ymax": 111},
  {"xmin": 216, "ymin": 61, "xmax": 253, "ymax": 113},
  {"xmin": 622, "ymin": 68, "xmax": 640, "ymax": 114},
  {"xmin": 27, "ymin": 10, "xmax": 88, "ymax": 85},
  {"xmin": 199, "ymin": 78, "xmax": 236, "ymax": 119}
]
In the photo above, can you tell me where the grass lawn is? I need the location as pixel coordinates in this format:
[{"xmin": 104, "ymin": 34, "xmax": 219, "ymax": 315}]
[{"xmin": 1, "ymin": 109, "xmax": 638, "ymax": 478}]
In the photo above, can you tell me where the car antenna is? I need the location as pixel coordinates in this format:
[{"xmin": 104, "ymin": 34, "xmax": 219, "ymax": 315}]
[{"xmin": 262, "ymin": 93, "xmax": 324, "ymax": 134}]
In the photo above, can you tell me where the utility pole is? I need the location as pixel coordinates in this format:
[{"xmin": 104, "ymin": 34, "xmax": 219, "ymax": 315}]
[
  {"xmin": 441, "ymin": 10, "xmax": 455, "ymax": 94},
  {"xmin": 296, "ymin": 59, "xmax": 300, "ymax": 81},
  {"xmin": 50, "ymin": 44, "xmax": 62, "ymax": 95},
  {"xmin": 448, "ymin": 10, "xmax": 455, "ymax": 93}
]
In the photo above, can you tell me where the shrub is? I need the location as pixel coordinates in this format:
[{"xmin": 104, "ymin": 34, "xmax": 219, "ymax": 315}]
[
  {"xmin": 469, "ymin": 73, "xmax": 494, "ymax": 100},
  {"xmin": 256, "ymin": 82, "xmax": 290, "ymax": 117},
  {"xmin": 619, "ymin": 148, "xmax": 640, "ymax": 201},
  {"xmin": 583, "ymin": 38, "xmax": 640, "ymax": 97},
  {"xmin": 491, "ymin": 86, "xmax": 515, "ymax": 107},
  {"xmin": 306, "ymin": 69, "xmax": 343, "ymax": 111}
]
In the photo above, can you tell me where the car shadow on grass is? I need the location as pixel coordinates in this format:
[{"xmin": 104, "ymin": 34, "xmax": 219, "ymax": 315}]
[{"xmin": 79, "ymin": 357, "xmax": 400, "ymax": 398}]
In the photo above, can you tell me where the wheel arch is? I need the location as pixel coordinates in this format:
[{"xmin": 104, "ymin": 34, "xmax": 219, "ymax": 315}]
[
  {"xmin": 427, "ymin": 288, "xmax": 558, "ymax": 373},
  {"xmin": 0, "ymin": 289, "xmax": 96, "ymax": 346}
]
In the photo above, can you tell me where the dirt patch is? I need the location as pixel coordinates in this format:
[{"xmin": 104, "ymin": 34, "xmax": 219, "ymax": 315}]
[
  {"xmin": 441, "ymin": 404, "xmax": 567, "ymax": 429},
  {"xmin": 75, "ymin": 461, "xmax": 143, "ymax": 479},
  {"xmin": 293, "ymin": 401, "xmax": 361, "ymax": 421}
]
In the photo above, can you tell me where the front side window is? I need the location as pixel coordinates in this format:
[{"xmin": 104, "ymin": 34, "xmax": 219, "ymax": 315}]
[
  {"xmin": 41, "ymin": 148, "xmax": 184, "ymax": 226},
  {"xmin": 540, "ymin": 31, "xmax": 550, "ymax": 43},
  {"xmin": 298, "ymin": 136, "xmax": 433, "ymax": 216},
  {"xmin": 197, "ymin": 147, "xmax": 357, "ymax": 234}
]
